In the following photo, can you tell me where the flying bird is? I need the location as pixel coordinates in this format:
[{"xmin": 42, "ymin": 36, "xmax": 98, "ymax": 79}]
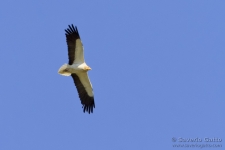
[{"xmin": 58, "ymin": 24, "xmax": 95, "ymax": 114}]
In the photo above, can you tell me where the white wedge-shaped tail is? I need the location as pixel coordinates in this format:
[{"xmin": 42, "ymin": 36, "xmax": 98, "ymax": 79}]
[{"xmin": 58, "ymin": 64, "xmax": 71, "ymax": 76}]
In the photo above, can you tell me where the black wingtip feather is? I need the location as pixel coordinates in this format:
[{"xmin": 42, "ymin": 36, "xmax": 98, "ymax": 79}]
[
  {"xmin": 65, "ymin": 24, "xmax": 80, "ymax": 37},
  {"xmin": 71, "ymin": 24, "xmax": 76, "ymax": 31},
  {"xmin": 82, "ymin": 102, "xmax": 95, "ymax": 114}
]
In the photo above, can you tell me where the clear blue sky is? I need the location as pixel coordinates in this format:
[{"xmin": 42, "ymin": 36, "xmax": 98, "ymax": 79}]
[{"xmin": 0, "ymin": 1, "xmax": 224, "ymax": 149}]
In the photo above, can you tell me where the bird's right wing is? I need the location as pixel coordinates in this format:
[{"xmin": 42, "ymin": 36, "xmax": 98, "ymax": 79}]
[{"xmin": 71, "ymin": 72, "xmax": 95, "ymax": 113}]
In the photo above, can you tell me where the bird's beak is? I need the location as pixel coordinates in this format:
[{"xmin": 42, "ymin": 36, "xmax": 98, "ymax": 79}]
[{"xmin": 85, "ymin": 66, "xmax": 91, "ymax": 71}]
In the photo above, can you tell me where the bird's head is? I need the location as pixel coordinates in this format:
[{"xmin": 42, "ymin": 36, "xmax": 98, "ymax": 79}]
[{"xmin": 84, "ymin": 66, "xmax": 92, "ymax": 71}]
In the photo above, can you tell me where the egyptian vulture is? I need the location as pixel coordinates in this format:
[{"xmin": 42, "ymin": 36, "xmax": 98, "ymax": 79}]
[{"xmin": 58, "ymin": 24, "xmax": 95, "ymax": 114}]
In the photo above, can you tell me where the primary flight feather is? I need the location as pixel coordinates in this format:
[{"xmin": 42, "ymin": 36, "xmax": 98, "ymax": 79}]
[{"xmin": 58, "ymin": 24, "xmax": 95, "ymax": 114}]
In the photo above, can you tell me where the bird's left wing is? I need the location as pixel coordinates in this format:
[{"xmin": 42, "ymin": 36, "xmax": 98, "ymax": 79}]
[
  {"xmin": 65, "ymin": 24, "xmax": 85, "ymax": 65},
  {"xmin": 71, "ymin": 73, "xmax": 95, "ymax": 113}
]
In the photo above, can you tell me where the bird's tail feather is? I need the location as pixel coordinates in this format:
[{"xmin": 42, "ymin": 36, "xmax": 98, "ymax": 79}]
[{"xmin": 58, "ymin": 64, "xmax": 71, "ymax": 76}]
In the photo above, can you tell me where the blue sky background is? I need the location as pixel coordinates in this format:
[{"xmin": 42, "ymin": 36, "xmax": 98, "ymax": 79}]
[{"xmin": 0, "ymin": 1, "xmax": 224, "ymax": 149}]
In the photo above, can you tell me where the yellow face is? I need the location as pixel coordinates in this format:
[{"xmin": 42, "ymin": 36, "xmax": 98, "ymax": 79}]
[{"xmin": 84, "ymin": 66, "xmax": 92, "ymax": 71}]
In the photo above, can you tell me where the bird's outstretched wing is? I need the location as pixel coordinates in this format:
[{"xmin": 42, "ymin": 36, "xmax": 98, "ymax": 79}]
[
  {"xmin": 71, "ymin": 73, "xmax": 95, "ymax": 113},
  {"xmin": 65, "ymin": 24, "xmax": 85, "ymax": 65}
]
